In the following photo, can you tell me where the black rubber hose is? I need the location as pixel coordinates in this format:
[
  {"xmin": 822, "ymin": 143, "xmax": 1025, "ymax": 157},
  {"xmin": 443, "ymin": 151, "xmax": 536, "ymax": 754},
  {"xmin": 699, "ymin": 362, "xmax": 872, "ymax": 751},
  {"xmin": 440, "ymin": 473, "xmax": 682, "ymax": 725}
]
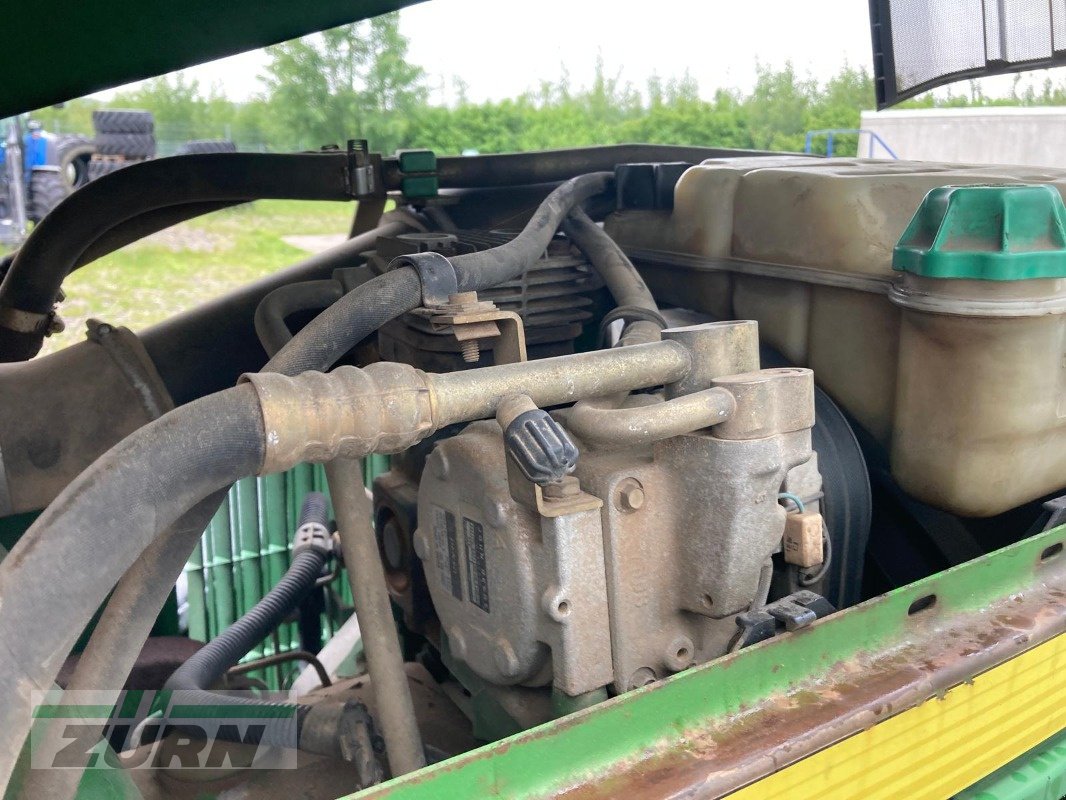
[
  {"xmin": 264, "ymin": 269, "xmax": 422, "ymax": 376},
  {"xmin": 561, "ymin": 207, "xmax": 664, "ymax": 346},
  {"xmin": 562, "ymin": 208, "xmax": 660, "ymax": 314},
  {"xmin": 449, "ymin": 172, "xmax": 612, "ymax": 290},
  {"xmin": 163, "ymin": 494, "xmax": 330, "ymax": 749},
  {"xmin": 0, "ymin": 152, "xmax": 357, "ymax": 362},
  {"xmin": 0, "ymin": 385, "xmax": 265, "ymax": 789},
  {"xmin": 254, "ymin": 279, "xmax": 345, "ymax": 358},
  {"xmin": 142, "ymin": 219, "xmax": 410, "ymax": 404},
  {"xmin": 265, "ymin": 172, "xmax": 613, "ymax": 376},
  {"xmin": 162, "ymin": 552, "xmax": 324, "ymax": 746}
]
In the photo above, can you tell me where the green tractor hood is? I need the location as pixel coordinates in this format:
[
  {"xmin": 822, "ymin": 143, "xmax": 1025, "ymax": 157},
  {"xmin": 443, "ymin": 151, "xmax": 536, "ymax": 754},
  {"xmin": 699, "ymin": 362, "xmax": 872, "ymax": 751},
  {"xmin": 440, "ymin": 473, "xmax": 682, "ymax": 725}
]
[{"xmin": 0, "ymin": 0, "xmax": 421, "ymax": 118}]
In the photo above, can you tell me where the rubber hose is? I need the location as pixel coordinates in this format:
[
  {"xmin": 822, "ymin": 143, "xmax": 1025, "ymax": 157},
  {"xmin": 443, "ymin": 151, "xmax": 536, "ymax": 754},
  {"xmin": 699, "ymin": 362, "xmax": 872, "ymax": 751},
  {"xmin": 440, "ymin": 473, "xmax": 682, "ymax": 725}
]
[
  {"xmin": 562, "ymin": 207, "xmax": 658, "ymax": 313},
  {"xmin": 449, "ymin": 172, "xmax": 612, "ymax": 290},
  {"xmin": 561, "ymin": 207, "xmax": 663, "ymax": 346},
  {"xmin": 266, "ymin": 172, "xmax": 612, "ymax": 376},
  {"xmin": 254, "ymin": 279, "xmax": 345, "ymax": 358},
  {"xmin": 0, "ymin": 384, "xmax": 265, "ymax": 791},
  {"xmin": 0, "ymin": 152, "xmax": 358, "ymax": 362},
  {"xmin": 141, "ymin": 218, "xmax": 410, "ymax": 403},
  {"xmin": 160, "ymin": 493, "xmax": 334, "ymax": 754},
  {"xmin": 19, "ymin": 492, "xmax": 227, "ymax": 800},
  {"xmin": 163, "ymin": 551, "xmax": 329, "ymax": 750},
  {"xmin": 264, "ymin": 266, "xmax": 424, "ymax": 376}
]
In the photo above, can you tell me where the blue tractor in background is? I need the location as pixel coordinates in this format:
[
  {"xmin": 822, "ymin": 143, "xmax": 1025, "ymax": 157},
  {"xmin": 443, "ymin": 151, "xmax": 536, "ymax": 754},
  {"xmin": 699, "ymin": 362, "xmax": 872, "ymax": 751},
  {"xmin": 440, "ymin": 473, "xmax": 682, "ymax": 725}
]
[
  {"xmin": 0, "ymin": 116, "xmax": 96, "ymax": 244},
  {"xmin": 1, "ymin": 109, "xmax": 156, "ymax": 246}
]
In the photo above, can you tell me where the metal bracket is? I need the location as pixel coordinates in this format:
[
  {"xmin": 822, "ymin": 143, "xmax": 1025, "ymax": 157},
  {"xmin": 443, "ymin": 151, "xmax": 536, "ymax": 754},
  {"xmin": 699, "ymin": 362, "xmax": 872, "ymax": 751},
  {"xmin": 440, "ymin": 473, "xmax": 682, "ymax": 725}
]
[
  {"xmin": 390, "ymin": 251, "xmax": 458, "ymax": 307},
  {"xmin": 86, "ymin": 319, "xmax": 171, "ymax": 419},
  {"xmin": 345, "ymin": 139, "xmax": 377, "ymax": 198}
]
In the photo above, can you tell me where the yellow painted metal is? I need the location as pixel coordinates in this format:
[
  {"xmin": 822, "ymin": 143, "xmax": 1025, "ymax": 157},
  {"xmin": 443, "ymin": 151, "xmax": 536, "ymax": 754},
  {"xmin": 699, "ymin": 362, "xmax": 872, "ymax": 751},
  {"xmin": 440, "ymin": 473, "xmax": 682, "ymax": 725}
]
[{"xmin": 729, "ymin": 632, "xmax": 1066, "ymax": 799}]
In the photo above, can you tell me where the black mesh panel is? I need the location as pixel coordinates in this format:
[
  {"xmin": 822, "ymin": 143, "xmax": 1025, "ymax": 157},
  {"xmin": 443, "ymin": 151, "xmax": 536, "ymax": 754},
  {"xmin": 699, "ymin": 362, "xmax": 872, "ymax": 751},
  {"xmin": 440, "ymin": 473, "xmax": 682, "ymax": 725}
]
[{"xmin": 871, "ymin": 0, "xmax": 1066, "ymax": 108}]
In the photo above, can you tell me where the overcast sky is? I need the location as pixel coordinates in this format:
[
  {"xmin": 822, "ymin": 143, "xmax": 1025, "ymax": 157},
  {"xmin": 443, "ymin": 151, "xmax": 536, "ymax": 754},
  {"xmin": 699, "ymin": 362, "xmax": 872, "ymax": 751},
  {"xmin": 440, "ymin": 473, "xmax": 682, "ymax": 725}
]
[
  {"xmin": 95, "ymin": 0, "xmax": 1056, "ymax": 104},
  {"xmin": 97, "ymin": 0, "xmax": 874, "ymax": 102}
]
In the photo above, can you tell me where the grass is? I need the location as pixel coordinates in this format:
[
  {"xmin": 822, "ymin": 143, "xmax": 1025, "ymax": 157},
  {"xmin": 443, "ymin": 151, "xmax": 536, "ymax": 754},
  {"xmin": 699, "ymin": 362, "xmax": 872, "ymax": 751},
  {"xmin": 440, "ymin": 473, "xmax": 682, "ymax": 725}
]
[{"xmin": 38, "ymin": 199, "xmax": 356, "ymax": 354}]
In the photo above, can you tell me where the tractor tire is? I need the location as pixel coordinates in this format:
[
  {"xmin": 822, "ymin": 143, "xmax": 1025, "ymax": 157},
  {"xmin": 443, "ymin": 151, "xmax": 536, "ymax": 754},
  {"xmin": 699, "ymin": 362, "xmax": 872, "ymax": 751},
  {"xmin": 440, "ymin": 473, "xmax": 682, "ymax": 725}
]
[
  {"xmin": 92, "ymin": 109, "xmax": 154, "ymax": 135},
  {"xmin": 54, "ymin": 135, "xmax": 95, "ymax": 190},
  {"xmin": 94, "ymin": 133, "xmax": 156, "ymax": 159},
  {"xmin": 87, "ymin": 159, "xmax": 127, "ymax": 181},
  {"xmin": 176, "ymin": 139, "xmax": 237, "ymax": 155},
  {"xmin": 27, "ymin": 170, "xmax": 70, "ymax": 222}
]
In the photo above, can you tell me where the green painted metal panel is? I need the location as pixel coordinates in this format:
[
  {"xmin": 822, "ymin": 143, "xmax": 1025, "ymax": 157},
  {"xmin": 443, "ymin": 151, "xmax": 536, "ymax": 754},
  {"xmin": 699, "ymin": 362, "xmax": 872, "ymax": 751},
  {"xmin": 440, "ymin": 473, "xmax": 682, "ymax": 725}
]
[
  {"xmin": 955, "ymin": 730, "xmax": 1066, "ymax": 800},
  {"xmin": 0, "ymin": 1, "xmax": 422, "ymax": 118}
]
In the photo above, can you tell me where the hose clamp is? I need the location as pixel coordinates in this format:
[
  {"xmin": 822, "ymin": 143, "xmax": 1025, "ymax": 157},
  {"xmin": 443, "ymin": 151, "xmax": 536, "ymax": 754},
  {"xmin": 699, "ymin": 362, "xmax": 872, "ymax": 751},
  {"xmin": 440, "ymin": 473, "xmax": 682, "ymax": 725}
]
[
  {"xmin": 0, "ymin": 306, "xmax": 64, "ymax": 336},
  {"xmin": 389, "ymin": 251, "xmax": 458, "ymax": 307}
]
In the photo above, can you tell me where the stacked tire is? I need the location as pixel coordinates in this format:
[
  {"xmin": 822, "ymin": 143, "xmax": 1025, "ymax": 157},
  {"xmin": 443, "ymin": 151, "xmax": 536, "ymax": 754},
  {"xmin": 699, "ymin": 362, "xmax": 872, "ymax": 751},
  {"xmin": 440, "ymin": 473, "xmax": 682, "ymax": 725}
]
[
  {"xmin": 89, "ymin": 109, "xmax": 155, "ymax": 180},
  {"xmin": 176, "ymin": 139, "xmax": 237, "ymax": 155}
]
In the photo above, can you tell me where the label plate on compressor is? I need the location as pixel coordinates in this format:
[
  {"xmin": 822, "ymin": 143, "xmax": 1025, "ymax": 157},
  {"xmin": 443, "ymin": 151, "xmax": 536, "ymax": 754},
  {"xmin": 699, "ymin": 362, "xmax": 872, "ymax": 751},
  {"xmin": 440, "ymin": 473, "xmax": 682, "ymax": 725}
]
[
  {"xmin": 463, "ymin": 517, "xmax": 490, "ymax": 613},
  {"xmin": 432, "ymin": 505, "xmax": 462, "ymax": 600}
]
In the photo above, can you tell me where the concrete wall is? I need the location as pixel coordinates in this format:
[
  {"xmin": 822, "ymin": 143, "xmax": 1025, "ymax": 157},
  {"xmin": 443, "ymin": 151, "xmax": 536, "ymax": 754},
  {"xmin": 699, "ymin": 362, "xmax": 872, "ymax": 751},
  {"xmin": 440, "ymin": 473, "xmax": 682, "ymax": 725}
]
[{"xmin": 858, "ymin": 107, "xmax": 1066, "ymax": 168}]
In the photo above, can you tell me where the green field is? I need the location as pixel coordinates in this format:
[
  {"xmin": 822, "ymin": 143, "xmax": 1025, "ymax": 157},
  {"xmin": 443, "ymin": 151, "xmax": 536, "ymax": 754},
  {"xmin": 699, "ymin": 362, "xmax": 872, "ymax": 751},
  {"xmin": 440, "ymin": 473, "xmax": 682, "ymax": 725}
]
[{"xmin": 39, "ymin": 199, "xmax": 356, "ymax": 355}]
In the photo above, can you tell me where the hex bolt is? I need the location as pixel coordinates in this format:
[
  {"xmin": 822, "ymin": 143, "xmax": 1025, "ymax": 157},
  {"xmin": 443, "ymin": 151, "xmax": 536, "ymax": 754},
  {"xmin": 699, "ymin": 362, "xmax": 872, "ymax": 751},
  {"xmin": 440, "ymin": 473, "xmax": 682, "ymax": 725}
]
[
  {"xmin": 543, "ymin": 475, "xmax": 581, "ymax": 500},
  {"xmin": 615, "ymin": 478, "xmax": 646, "ymax": 513}
]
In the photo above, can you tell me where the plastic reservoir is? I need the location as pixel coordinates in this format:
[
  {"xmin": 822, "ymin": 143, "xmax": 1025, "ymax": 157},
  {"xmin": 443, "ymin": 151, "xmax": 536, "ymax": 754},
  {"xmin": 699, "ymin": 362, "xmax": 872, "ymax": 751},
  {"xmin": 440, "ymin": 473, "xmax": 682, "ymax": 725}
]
[{"xmin": 606, "ymin": 157, "xmax": 1066, "ymax": 517}]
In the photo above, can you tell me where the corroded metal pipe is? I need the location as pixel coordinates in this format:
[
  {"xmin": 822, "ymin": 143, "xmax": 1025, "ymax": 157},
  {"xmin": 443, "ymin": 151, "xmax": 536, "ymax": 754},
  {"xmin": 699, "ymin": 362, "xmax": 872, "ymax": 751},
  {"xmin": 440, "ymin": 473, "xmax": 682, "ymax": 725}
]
[
  {"xmin": 430, "ymin": 340, "xmax": 691, "ymax": 428},
  {"xmin": 242, "ymin": 339, "xmax": 693, "ymax": 474},
  {"xmin": 561, "ymin": 388, "xmax": 736, "ymax": 449},
  {"xmin": 326, "ymin": 457, "xmax": 425, "ymax": 776}
]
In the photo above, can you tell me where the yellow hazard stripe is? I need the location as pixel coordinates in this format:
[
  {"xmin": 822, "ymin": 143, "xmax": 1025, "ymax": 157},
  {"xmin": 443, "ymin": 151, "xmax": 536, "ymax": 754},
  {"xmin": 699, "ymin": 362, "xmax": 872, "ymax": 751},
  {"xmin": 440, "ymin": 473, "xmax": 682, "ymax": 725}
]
[{"xmin": 730, "ymin": 632, "xmax": 1066, "ymax": 800}]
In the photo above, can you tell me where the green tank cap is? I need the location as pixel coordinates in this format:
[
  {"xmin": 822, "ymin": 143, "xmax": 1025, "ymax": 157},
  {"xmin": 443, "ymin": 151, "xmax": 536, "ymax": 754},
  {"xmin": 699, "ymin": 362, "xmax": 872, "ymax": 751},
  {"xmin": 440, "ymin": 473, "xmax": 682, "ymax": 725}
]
[{"xmin": 893, "ymin": 184, "xmax": 1066, "ymax": 280}]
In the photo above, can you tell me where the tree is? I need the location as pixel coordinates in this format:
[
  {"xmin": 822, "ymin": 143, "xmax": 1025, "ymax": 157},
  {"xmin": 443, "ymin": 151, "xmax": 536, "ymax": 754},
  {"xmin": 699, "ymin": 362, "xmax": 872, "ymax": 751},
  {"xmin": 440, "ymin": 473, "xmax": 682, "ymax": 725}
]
[
  {"xmin": 260, "ymin": 13, "xmax": 425, "ymax": 153},
  {"xmin": 746, "ymin": 62, "xmax": 816, "ymax": 151}
]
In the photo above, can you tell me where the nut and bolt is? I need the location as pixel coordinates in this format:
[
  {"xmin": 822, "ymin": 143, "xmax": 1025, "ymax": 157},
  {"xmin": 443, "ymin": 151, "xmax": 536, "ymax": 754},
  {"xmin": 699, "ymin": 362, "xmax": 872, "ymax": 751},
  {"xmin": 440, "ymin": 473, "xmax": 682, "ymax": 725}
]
[
  {"xmin": 444, "ymin": 291, "xmax": 488, "ymax": 363},
  {"xmin": 542, "ymin": 475, "xmax": 581, "ymax": 500},
  {"xmin": 460, "ymin": 339, "xmax": 480, "ymax": 363}
]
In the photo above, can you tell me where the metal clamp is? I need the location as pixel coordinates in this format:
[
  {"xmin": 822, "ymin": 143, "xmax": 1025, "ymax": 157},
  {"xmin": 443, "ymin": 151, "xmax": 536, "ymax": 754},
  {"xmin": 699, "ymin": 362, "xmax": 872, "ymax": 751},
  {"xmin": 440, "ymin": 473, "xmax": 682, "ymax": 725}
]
[
  {"xmin": 0, "ymin": 305, "xmax": 63, "ymax": 336},
  {"xmin": 389, "ymin": 251, "xmax": 458, "ymax": 307}
]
